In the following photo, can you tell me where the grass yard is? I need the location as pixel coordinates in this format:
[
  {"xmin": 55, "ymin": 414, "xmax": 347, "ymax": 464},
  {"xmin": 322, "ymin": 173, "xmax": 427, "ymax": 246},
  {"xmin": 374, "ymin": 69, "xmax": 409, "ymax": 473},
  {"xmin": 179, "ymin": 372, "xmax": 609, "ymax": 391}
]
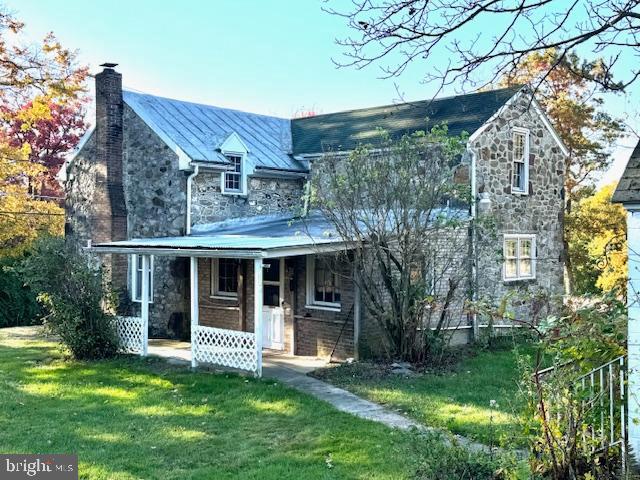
[
  {"xmin": 314, "ymin": 344, "xmax": 535, "ymax": 448},
  {"xmin": 0, "ymin": 328, "xmax": 510, "ymax": 480}
]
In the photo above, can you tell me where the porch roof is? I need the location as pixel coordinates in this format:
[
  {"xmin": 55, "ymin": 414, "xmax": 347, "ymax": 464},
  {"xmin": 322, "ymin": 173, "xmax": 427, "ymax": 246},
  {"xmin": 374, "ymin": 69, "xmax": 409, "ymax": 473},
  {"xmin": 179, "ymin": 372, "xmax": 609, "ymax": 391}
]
[{"xmin": 89, "ymin": 212, "xmax": 348, "ymax": 258}]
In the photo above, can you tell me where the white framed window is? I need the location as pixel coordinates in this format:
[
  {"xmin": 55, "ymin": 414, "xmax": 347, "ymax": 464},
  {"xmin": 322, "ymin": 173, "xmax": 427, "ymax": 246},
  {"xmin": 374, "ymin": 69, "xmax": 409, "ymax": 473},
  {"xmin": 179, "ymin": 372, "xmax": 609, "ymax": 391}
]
[
  {"xmin": 503, "ymin": 234, "xmax": 536, "ymax": 281},
  {"xmin": 221, "ymin": 153, "xmax": 246, "ymax": 195},
  {"xmin": 211, "ymin": 258, "xmax": 239, "ymax": 299},
  {"xmin": 306, "ymin": 255, "xmax": 341, "ymax": 311},
  {"xmin": 511, "ymin": 127, "xmax": 530, "ymax": 194},
  {"xmin": 131, "ymin": 254, "xmax": 154, "ymax": 303}
]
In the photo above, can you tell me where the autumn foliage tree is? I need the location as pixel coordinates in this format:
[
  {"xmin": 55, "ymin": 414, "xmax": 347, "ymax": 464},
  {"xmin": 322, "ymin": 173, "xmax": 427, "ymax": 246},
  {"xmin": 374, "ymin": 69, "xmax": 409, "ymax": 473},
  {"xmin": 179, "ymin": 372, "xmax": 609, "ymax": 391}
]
[
  {"xmin": 0, "ymin": 7, "xmax": 87, "ymax": 256},
  {"xmin": 565, "ymin": 183, "xmax": 627, "ymax": 295}
]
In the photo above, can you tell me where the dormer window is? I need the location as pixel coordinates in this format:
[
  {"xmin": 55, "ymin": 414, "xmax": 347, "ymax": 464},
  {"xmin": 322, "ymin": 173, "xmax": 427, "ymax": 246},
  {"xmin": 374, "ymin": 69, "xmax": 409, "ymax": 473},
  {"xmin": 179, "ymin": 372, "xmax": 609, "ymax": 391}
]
[
  {"xmin": 512, "ymin": 128, "xmax": 530, "ymax": 194},
  {"xmin": 219, "ymin": 132, "xmax": 249, "ymax": 195},
  {"xmin": 224, "ymin": 154, "xmax": 243, "ymax": 192}
]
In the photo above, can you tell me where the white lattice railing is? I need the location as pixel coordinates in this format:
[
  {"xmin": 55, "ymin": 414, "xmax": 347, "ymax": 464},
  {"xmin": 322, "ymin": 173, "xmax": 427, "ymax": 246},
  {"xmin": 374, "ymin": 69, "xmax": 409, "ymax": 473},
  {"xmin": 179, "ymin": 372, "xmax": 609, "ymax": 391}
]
[
  {"xmin": 115, "ymin": 316, "xmax": 144, "ymax": 354},
  {"xmin": 192, "ymin": 325, "xmax": 258, "ymax": 374}
]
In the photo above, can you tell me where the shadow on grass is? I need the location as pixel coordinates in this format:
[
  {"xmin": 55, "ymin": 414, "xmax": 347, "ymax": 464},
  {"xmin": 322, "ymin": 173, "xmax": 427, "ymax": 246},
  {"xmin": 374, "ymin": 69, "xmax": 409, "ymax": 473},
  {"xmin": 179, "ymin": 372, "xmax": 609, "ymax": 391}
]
[{"xmin": 0, "ymin": 337, "xmax": 467, "ymax": 480}]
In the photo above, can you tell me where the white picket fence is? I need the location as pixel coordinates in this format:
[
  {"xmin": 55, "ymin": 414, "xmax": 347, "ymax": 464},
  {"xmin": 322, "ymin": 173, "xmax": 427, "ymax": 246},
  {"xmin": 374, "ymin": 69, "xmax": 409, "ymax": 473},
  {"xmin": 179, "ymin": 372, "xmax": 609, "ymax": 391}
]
[
  {"xmin": 115, "ymin": 316, "xmax": 145, "ymax": 354},
  {"xmin": 192, "ymin": 325, "xmax": 258, "ymax": 374}
]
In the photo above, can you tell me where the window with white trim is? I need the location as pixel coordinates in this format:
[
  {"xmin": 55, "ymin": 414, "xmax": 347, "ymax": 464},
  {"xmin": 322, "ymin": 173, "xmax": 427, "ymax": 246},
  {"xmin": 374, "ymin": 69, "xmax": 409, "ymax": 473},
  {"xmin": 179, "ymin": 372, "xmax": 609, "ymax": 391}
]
[
  {"xmin": 211, "ymin": 258, "xmax": 239, "ymax": 298},
  {"xmin": 512, "ymin": 128, "xmax": 530, "ymax": 193},
  {"xmin": 222, "ymin": 154, "xmax": 244, "ymax": 194},
  {"xmin": 503, "ymin": 235, "xmax": 536, "ymax": 281},
  {"xmin": 131, "ymin": 254, "xmax": 154, "ymax": 302},
  {"xmin": 306, "ymin": 255, "xmax": 341, "ymax": 310}
]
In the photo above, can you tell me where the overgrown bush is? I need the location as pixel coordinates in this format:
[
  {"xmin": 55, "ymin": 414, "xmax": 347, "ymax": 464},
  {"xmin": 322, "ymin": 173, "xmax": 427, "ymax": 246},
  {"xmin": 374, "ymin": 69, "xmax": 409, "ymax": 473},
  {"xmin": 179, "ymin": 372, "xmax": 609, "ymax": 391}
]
[
  {"xmin": 19, "ymin": 236, "xmax": 119, "ymax": 359},
  {"xmin": 0, "ymin": 256, "xmax": 42, "ymax": 327},
  {"xmin": 517, "ymin": 293, "xmax": 627, "ymax": 479}
]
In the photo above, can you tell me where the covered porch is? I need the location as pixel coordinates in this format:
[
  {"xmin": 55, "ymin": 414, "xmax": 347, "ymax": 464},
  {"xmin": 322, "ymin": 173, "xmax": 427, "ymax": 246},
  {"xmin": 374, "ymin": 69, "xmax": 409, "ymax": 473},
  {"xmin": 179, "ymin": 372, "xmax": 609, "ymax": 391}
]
[{"xmin": 91, "ymin": 214, "xmax": 358, "ymax": 377}]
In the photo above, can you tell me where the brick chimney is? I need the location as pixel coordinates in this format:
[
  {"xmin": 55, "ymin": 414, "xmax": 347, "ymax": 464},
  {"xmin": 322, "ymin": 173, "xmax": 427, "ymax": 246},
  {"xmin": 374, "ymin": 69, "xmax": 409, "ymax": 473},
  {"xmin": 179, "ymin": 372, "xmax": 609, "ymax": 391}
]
[
  {"xmin": 94, "ymin": 63, "xmax": 127, "ymax": 244},
  {"xmin": 94, "ymin": 63, "xmax": 127, "ymax": 294}
]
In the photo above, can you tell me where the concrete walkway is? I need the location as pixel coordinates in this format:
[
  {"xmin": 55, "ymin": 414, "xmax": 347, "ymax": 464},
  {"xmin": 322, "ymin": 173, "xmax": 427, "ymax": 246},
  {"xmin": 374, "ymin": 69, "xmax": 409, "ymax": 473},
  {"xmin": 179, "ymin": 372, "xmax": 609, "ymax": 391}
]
[
  {"xmin": 263, "ymin": 359, "xmax": 426, "ymax": 430},
  {"xmin": 146, "ymin": 338, "xmax": 505, "ymax": 455}
]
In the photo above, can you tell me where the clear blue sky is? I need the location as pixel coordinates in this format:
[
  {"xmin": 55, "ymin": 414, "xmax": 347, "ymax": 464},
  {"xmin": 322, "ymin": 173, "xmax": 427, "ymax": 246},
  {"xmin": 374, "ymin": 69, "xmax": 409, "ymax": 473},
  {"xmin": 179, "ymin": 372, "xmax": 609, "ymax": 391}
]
[{"xmin": 9, "ymin": 0, "xmax": 639, "ymax": 183}]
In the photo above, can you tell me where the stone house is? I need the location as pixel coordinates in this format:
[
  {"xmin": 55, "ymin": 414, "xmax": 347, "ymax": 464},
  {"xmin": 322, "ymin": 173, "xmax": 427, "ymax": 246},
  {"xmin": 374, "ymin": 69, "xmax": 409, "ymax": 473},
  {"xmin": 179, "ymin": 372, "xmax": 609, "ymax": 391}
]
[{"xmin": 65, "ymin": 64, "xmax": 567, "ymax": 374}]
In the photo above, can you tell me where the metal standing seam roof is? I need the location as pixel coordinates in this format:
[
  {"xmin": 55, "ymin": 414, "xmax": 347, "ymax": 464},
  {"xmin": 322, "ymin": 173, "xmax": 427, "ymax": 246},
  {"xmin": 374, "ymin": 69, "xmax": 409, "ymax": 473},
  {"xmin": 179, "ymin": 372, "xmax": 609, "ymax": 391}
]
[
  {"xmin": 613, "ymin": 140, "xmax": 640, "ymax": 204},
  {"xmin": 90, "ymin": 212, "xmax": 346, "ymax": 256},
  {"xmin": 123, "ymin": 90, "xmax": 306, "ymax": 172},
  {"xmin": 290, "ymin": 86, "xmax": 523, "ymax": 155}
]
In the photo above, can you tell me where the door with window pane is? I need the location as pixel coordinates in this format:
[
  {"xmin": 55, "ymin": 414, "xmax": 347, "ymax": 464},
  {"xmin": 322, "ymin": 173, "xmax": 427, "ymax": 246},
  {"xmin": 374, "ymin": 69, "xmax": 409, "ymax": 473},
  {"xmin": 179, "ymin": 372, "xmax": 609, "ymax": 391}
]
[{"xmin": 262, "ymin": 258, "xmax": 284, "ymax": 350}]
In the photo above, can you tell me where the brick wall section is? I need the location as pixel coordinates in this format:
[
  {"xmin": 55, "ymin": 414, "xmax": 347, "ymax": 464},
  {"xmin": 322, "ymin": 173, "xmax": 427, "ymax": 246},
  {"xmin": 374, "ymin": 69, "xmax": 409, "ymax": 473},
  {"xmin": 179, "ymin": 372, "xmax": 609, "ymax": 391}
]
[
  {"xmin": 197, "ymin": 258, "xmax": 242, "ymax": 330},
  {"xmin": 471, "ymin": 93, "xmax": 565, "ymax": 316},
  {"xmin": 191, "ymin": 173, "xmax": 304, "ymax": 225},
  {"xmin": 292, "ymin": 255, "xmax": 355, "ymax": 360},
  {"xmin": 194, "ymin": 255, "xmax": 354, "ymax": 360}
]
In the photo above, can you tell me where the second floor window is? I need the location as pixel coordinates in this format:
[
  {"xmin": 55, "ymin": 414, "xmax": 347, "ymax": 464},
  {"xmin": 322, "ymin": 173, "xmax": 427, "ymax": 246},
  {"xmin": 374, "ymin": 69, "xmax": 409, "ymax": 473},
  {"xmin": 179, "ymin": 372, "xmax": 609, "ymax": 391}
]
[
  {"xmin": 512, "ymin": 128, "xmax": 530, "ymax": 194},
  {"xmin": 224, "ymin": 154, "xmax": 243, "ymax": 193}
]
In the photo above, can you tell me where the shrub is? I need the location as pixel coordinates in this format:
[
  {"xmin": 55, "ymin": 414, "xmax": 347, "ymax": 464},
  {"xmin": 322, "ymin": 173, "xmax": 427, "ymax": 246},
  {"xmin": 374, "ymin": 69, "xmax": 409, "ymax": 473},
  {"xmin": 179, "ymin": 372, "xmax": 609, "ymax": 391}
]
[
  {"xmin": 0, "ymin": 256, "xmax": 42, "ymax": 327},
  {"xmin": 19, "ymin": 236, "xmax": 119, "ymax": 359},
  {"xmin": 414, "ymin": 435, "xmax": 515, "ymax": 479}
]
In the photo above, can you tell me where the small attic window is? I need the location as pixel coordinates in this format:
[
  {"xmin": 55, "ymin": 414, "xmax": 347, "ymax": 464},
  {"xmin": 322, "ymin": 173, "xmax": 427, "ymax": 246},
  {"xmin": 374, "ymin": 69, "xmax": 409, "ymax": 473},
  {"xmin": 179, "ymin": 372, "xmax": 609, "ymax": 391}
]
[
  {"xmin": 224, "ymin": 154, "xmax": 243, "ymax": 192},
  {"xmin": 219, "ymin": 132, "xmax": 249, "ymax": 195}
]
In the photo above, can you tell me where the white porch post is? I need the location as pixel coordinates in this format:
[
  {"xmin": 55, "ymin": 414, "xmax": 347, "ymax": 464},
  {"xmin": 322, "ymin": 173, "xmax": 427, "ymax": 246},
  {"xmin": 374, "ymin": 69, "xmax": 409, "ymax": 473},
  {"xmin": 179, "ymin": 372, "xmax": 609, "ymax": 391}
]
[
  {"xmin": 190, "ymin": 256, "xmax": 199, "ymax": 369},
  {"xmin": 254, "ymin": 258, "xmax": 263, "ymax": 377},
  {"xmin": 140, "ymin": 254, "xmax": 150, "ymax": 357}
]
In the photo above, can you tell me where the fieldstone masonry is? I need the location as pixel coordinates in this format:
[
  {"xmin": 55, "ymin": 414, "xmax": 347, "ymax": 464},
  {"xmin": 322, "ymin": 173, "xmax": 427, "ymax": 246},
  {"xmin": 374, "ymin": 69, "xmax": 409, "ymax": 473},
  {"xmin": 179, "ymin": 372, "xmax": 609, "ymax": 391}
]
[
  {"xmin": 471, "ymin": 93, "xmax": 565, "ymax": 315},
  {"xmin": 191, "ymin": 173, "xmax": 304, "ymax": 225}
]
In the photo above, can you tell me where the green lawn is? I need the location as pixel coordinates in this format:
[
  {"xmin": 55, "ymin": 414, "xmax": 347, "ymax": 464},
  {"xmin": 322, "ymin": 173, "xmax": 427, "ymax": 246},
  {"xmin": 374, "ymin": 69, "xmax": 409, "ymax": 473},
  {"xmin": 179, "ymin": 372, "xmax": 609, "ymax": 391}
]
[
  {"xmin": 0, "ymin": 329, "xmax": 509, "ymax": 480},
  {"xmin": 313, "ymin": 345, "xmax": 534, "ymax": 447}
]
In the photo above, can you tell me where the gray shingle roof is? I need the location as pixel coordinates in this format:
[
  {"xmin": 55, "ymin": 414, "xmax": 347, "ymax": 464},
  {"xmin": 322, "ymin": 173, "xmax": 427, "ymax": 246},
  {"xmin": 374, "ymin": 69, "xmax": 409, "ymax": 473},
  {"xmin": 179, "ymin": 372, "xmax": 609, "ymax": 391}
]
[
  {"xmin": 613, "ymin": 140, "xmax": 640, "ymax": 204},
  {"xmin": 123, "ymin": 91, "xmax": 305, "ymax": 172},
  {"xmin": 291, "ymin": 86, "xmax": 522, "ymax": 155}
]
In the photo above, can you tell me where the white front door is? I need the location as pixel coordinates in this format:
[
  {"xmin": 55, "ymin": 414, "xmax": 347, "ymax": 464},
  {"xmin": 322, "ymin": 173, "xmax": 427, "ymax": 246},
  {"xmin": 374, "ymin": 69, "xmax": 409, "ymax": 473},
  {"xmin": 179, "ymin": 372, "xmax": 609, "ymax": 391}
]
[{"xmin": 262, "ymin": 258, "xmax": 285, "ymax": 350}]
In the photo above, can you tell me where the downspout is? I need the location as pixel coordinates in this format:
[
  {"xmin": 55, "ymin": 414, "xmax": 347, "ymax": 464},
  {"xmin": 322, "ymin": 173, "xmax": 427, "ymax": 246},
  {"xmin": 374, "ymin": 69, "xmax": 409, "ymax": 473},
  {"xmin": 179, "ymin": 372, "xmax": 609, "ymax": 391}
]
[
  {"xmin": 469, "ymin": 148, "xmax": 479, "ymax": 341},
  {"xmin": 186, "ymin": 164, "xmax": 199, "ymax": 236}
]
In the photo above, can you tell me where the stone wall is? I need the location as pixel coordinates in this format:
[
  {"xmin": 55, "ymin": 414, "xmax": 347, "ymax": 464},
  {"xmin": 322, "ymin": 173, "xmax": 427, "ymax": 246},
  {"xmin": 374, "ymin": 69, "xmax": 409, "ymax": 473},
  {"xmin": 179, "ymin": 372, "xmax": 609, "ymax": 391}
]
[
  {"xmin": 191, "ymin": 173, "xmax": 304, "ymax": 225},
  {"xmin": 471, "ymin": 92, "xmax": 566, "ymax": 317},
  {"xmin": 122, "ymin": 105, "xmax": 189, "ymax": 337}
]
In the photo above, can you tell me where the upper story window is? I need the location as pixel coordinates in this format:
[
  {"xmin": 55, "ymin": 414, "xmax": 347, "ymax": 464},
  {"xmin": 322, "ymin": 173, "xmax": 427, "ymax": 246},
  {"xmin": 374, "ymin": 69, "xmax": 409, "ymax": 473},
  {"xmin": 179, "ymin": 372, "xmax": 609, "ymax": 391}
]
[
  {"xmin": 503, "ymin": 234, "xmax": 536, "ymax": 281},
  {"xmin": 131, "ymin": 254, "xmax": 154, "ymax": 303},
  {"xmin": 211, "ymin": 258, "xmax": 239, "ymax": 298},
  {"xmin": 223, "ymin": 154, "xmax": 243, "ymax": 193},
  {"xmin": 306, "ymin": 255, "xmax": 341, "ymax": 310},
  {"xmin": 512, "ymin": 128, "xmax": 530, "ymax": 194}
]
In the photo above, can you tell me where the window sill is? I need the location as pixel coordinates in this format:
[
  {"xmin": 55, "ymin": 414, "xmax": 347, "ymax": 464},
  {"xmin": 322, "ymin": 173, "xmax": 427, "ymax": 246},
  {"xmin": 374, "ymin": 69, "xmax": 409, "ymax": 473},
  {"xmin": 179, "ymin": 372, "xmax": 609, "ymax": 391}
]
[
  {"xmin": 221, "ymin": 191, "xmax": 247, "ymax": 198},
  {"xmin": 132, "ymin": 299, "xmax": 154, "ymax": 304},
  {"xmin": 305, "ymin": 304, "xmax": 341, "ymax": 313},
  {"xmin": 503, "ymin": 277, "xmax": 536, "ymax": 284},
  {"xmin": 210, "ymin": 295, "xmax": 239, "ymax": 301},
  {"xmin": 511, "ymin": 190, "xmax": 529, "ymax": 196}
]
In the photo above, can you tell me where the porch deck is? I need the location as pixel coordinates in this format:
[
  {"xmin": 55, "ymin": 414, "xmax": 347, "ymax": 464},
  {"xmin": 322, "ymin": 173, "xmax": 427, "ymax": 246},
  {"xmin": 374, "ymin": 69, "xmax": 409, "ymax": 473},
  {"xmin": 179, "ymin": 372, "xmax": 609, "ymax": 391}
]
[{"xmin": 147, "ymin": 338, "xmax": 328, "ymax": 375}]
